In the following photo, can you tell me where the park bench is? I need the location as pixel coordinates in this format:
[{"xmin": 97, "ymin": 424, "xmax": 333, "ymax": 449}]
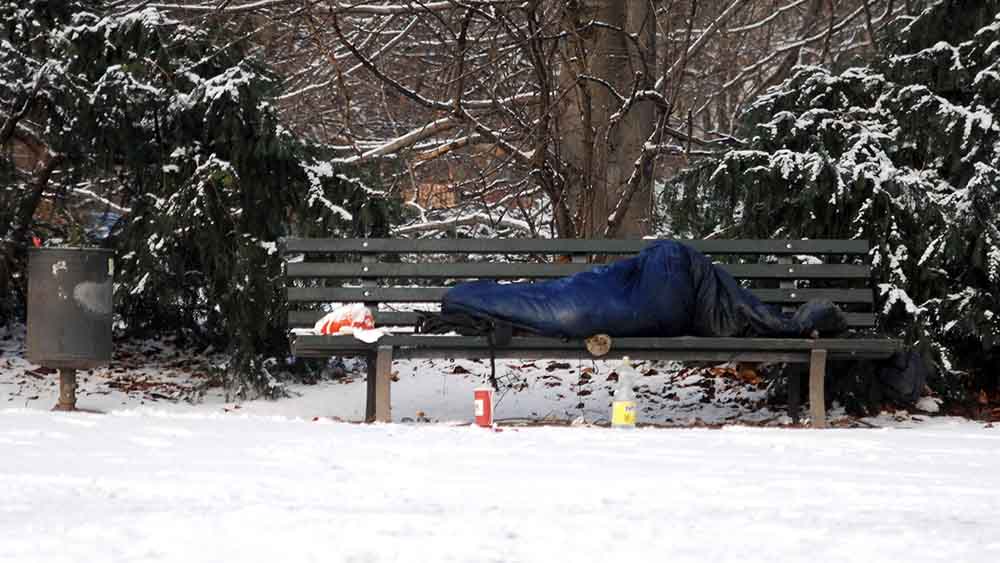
[{"xmin": 281, "ymin": 238, "xmax": 902, "ymax": 427}]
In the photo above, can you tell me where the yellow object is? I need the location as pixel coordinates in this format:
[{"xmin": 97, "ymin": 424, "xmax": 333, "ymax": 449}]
[
  {"xmin": 612, "ymin": 356, "xmax": 638, "ymax": 428},
  {"xmin": 611, "ymin": 400, "xmax": 637, "ymax": 427}
]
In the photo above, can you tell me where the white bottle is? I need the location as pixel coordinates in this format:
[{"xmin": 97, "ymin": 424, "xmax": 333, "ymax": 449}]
[{"xmin": 611, "ymin": 356, "xmax": 638, "ymax": 429}]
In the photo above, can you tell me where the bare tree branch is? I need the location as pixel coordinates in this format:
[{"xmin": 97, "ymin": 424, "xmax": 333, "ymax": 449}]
[
  {"xmin": 149, "ymin": 0, "xmax": 889, "ymax": 238},
  {"xmin": 335, "ymin": 116, "xmax": 460, "ymax": 163},
  {"xmin": 151, "ymin": 1, "xmax": 517, "ymax": 16},
  {"xmin": 655, "ymin": 0, "xmax": 750, "ymax": 91}
]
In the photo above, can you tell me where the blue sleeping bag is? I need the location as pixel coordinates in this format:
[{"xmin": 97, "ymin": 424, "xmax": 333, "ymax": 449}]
[{"xmin": 442, "ymin": 241, "xmax": 845, "ymax": 339}]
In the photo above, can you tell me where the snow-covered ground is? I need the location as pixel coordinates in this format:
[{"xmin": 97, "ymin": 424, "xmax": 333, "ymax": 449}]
[
  {"xmin": 3, "ymin": 324, "xmax": 996, "ymax": 563},
  {"xmin": 2, "ymin": 410, "xmax": 998, "ymax": 563},
  {"xmin": 1, "ymin": 324, "xmax": 844, "ymax": 426}
]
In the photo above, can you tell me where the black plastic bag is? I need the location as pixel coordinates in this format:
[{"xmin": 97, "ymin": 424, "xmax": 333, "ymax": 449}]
[{"xmin": 877, "ymin": 351, "xmax": 930, "ymax": 404}]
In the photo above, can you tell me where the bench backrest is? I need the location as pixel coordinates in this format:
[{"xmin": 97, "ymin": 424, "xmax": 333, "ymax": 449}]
[{"xmin": 281, "ymin": 238, "xmax": 877, "ymax": 331}]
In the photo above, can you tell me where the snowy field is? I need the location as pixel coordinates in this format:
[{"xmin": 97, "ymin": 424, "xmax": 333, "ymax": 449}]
[
  {"xmin": 2, "ymin": 410, "xmax": 998, "ymax": 563},
  {"xmin": 3, "ymin": 325, "xmax": 998, "ymax": 563}
]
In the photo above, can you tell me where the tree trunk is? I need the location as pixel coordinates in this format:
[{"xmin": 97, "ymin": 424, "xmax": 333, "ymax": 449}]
[{"xmin": 558, "ymin": 0, "xmax": 656, "ymax": 238}]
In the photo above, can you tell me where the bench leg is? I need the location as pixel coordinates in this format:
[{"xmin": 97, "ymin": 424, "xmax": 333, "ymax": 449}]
[
  {"xmin": 809, "ymin": 349, "xmax": 828, "ymax": 428},
  {"xmin": 365, "ymin": 346, "xmax": 393, "ymax": 423}
]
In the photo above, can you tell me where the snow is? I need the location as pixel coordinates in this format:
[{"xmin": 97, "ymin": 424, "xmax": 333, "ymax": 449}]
[
  {"xmin": 117, "ymin": 6, "xmax": 171, "ymax": 29},
  {"xmin": 198, "ymin": 66, "xmax": 255, "ymax": 104},
  {"xmin": 301, "ymin": 161, "xmax": 354, "ymax": 221},
  {"xmin": 130, "ymin": 272, "xmax": 149, "ymax": 295},
  {"xmin": 926, "ymin": 40, "xmax": 965, "ymax": 70},
  {"xmin": 2, "ymin": 325, "xmax": 997, "ymax": 562},
  {"xmin": 988, "ymin": 242, "xmax": 1000, "ymax": 284},
  {"xmin": 916, "ymin": 395, "xmax": 942, "ymax": 413},
  {"xmin": 1, "ymin": 408, "xmax": 998, "ymax": 562},
  {"xmin": 259, "ymin": 241, "xmax": 277, "ymax": 255},
  {"xmin": 394, "ymin": 212, "xmax": 531, "ymax": 235},
  {"xmin": 879, "ymin": 284, "xmax": 921, "ymax": 315}
]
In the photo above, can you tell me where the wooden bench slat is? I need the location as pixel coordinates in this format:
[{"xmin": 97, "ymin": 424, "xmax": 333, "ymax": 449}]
[
  {"xmin": 287, "ymin": 310, "xmax": 878, "ymax": 329},
  {"xmin": 283, "ymin": 238, "xmax": 870, "ymax": 255},
  {"xmin": 286, "ymin": 262, "xmax": 871, "ymax": 280},
  {"xmin": 388, "ymin": 349, "xmax": 874, "ymax": 362},
  {"xmin": 295, "ymin": 348, "xmax": 882, "ymax": 362},
  {"xmin": 286, "ymin": 287, "xmax": 875, "ymax": 305},
  {"xmin": 292, "ymin": 334, "xmax": 900, "ymax": 359}
]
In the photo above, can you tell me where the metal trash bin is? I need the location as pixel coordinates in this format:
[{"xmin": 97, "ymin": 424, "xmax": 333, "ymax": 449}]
[{"xmin": 26, "ymin": 248, "xmax": 114, "ymax": 410}]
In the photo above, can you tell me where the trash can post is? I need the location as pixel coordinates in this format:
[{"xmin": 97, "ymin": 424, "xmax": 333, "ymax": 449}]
[{"xmin": 55, "ymin": 369, "xmax": 77, "ymax": 411}]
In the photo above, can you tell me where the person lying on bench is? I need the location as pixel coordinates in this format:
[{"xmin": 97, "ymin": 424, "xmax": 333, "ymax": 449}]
[{"xmin": 434, "ymin": 240, "xmax": 848, "ymax": 340}]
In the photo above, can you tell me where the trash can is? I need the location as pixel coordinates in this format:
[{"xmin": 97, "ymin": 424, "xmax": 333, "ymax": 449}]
[{"xmin": 26, "ymin": 248, "xmax": 114, "ymax": 410}]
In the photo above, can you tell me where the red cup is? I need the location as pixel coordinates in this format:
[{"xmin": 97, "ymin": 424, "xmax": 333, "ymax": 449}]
[{"xmin": 474, "ymin": 387, "xmax": 494, "ymax": 427}]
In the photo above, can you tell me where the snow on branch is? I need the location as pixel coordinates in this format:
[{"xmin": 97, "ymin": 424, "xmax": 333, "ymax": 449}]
[
  {"xmin": 150, "ymin": 1, "xmax": 462, "ymax": 14},
  {"xmin": 458, "ymin": 110, "xmax": 534, "ymax": 165},
  {"xmin": 302, "ymin": 161, "xmax": 354, "ymax": 221},
  {"xmin": 333, "ymin": 117, "xmax": 460, "ymax": 163},
  {"xmin": 151, "ymin": 1, "xmax": 518, "ymax": 16},
  {"xmin": 608, "ymin": 87, "xmax": 671, "ymax": 135},
  {"xmin": 149, "ymin": 1, "xmax": 295, "ymax": 14},
  {"xmin": 723, "ymin": 0, "xmax": 811, "ymax": 33},
  {"xmin": 394, "ymin": 212, "xmax": 530, "ymax": 235},
  {"xmin": 414, "ymin": 134, "xmax": 481, "ymax": 162},
  {"xmin": 71, "ymin": 186, "xmax": 132, "ymax": 214},
  {"xmin": 330, "ymin": 1, "xmax": 515, "ymax": 15},
  {"xmin": 462, "ymin": 92, "xmax": 540, "ymax": 110}
]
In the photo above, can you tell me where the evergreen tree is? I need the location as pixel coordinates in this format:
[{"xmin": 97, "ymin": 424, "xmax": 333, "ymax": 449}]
[
  {"xmin": 664, "ymin": 0, "xmax": 1000, "ymax": 397},
  {"xmin": 1, "ymin": 2, "xmax": 392, "ymax": 397}
]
